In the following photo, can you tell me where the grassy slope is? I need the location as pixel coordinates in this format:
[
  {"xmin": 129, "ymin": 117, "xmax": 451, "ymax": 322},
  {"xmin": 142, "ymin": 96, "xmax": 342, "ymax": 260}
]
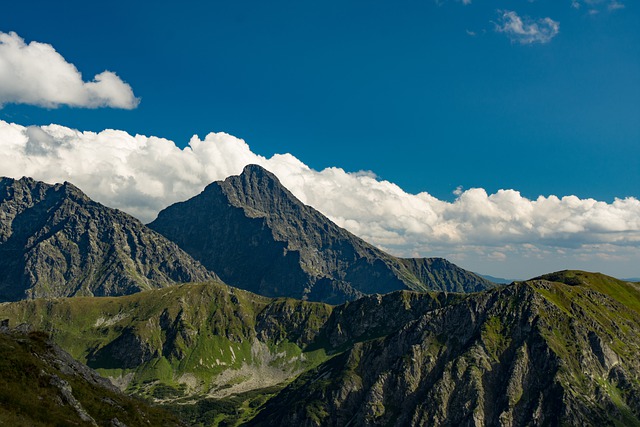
[
  {"xmin": 0, "ymin": 281, "xmax": 333, "ymax": 400},
  {"xmin": 0, "ymin": 330, "xmax": 182, "ymax": 427},
  {"xmin": 529, "ymin": 271, "xmax": 640, "ymax": 426}
]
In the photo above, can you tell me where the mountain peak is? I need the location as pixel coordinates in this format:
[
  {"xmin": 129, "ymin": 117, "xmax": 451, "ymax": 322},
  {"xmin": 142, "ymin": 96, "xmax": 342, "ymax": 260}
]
[
  {"xmin": 241, "ymin": 163, "xmax": 279, "ymax": 181},
  {"xmin": 150, "ymin": 167, "xmax": 495, "ymax": 303}
]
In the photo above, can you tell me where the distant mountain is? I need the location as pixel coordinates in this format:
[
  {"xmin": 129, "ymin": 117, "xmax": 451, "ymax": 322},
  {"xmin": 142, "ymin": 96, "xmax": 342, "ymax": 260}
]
[
  {"xmin": 478, "ymin": 273, "xmax": 516, "ymax": 284},
  {"xmin": 0, "ymin": 177, "xmax": 215, "ymax": 302},
  {"xmin": 250, "ymin": 270, "xmax": 640, "ymax": 426},
  {"xmin": 149, "ymin": 165, "xmax": 494, "ymax": 303},
  {"xmin": 0, "ymin": 325, "xmax": 182, "ymax": 426}
]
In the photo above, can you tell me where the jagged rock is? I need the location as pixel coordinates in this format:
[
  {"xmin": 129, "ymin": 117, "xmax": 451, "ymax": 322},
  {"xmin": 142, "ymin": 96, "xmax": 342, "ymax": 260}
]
[
  {"xmin": 0, "ymin": 176, "xmax": 216, "ymax": 302},
  {"xmin": 149, "ymin": 165, "xmax": 494, "ymax": 303}
]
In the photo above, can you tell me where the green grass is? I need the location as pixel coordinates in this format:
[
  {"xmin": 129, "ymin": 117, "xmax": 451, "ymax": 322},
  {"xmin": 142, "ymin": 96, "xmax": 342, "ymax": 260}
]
[
  {"xmin": 0, "ymin": 281, "xmax": 334, "ymax": 403},
  {"xmin": 0, "ymin": 330, "xmax": 181, "ymax": 427},
  {"xmin": 537, "ymin": 270, "xmax": 640, "ymax": 314},
  {"xmin": 481, "ymin": 316, "xmax": 510, "ymax": 362}
]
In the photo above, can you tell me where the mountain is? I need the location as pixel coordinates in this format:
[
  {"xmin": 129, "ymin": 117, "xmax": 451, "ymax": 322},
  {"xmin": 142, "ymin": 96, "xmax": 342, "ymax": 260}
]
[
  {"xmin": 0, "ymin": 279, "xmax": 465, "ymax": 425},
  {"xmin": 0, "ymin": 323, "xmax": 182, "ymax": 426},
  {"xmin": 0, "ymin": 279, "xmax": 333, "ymax": 425},
  {"xmin": 149, "ymin": 165, "xmax": 494, "ymax": 303},
  {"xmin": 1, "ymin": 270, "xmax": 637, "ymax": 426},
  {"xmin": 0, "ymin": 280, "xmax": 333, "ymax": 401},
  {"xmin": 478, "ymin": 273, "xmax": 516, "ymax": 284},
  {"xmin": 249, "ymin": 271, "xmax": 640, "ymax": 427},
  {"xmin": 0, "ymin": 177, "xmax": 216, "ymax": 302}
]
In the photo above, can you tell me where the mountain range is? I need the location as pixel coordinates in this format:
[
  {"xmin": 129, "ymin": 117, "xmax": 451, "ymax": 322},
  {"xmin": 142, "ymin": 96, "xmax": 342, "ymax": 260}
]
[
  {"xmin": 0, "ymin": 271, "xmax": 638, "ymax": 426},
  {"xmin": 0, "ymin": 166, "xmax": 493, "ymax": 304},
  {"xmin": 0, "ymin": 167, "xmax": 638, "ymax": 426}
]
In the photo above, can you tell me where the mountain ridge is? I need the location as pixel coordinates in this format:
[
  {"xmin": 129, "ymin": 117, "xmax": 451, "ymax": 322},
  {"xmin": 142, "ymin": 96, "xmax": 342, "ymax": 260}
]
[
  {"xmin": 149, "ymin": 164, "xmax": 494, "ymax": 303},
  {"xmin": 249, "ymin": 271, "xmax": 640, "ymax": 426},
  {"xmin": 0, "ymin": 270, "xmax": 638, "ymax": 426},
  {"xmin": 0, "ymin": 176, "xmax": 216, "ymax": 302}
]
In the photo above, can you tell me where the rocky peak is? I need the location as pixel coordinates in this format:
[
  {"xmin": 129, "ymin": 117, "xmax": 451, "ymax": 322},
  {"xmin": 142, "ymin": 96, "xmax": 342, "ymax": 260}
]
[
  {"xmin": 150, "ymin": 166, "xmax": 494, "ymax": 303},
  {"xmin": 0, "ymin": 176, "xmax": 216, "ymax": 302}
]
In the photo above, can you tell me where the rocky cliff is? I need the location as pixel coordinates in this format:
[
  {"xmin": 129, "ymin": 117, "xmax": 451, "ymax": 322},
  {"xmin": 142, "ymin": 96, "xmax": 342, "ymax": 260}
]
[
  {"xmin": 149, "ymin": 165, "xmax": 494, "ymax": 303},
  {"xmin": 0, "ymin": 177, "xmax": 215, "ymax": 302}
]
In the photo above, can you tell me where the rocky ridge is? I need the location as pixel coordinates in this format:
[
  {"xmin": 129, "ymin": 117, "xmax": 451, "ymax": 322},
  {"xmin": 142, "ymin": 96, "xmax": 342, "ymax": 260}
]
[
  {"xmin": 0, "ymin": 176, "xmax": 215, "ymax": 302},
  {"xmin": 249, "ymin": 271, "xmax": 640, "ymax": 426}
]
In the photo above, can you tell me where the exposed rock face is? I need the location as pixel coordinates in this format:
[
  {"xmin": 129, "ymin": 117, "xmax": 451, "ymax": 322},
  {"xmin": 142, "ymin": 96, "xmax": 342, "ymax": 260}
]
[
  {"xmin": 249, "ymin": 272, "xmax": 640, "ymax": 427},
  {"xmin": 149, "ymin": 165, "xmax": 494, "ymax": 303},
  {"xmin": 0, "ymin": 177, "xmax": 215, "ymax": 302},
  {"xmin": 0, "ymin": 326, "xmax": 182, "ymax": 426}
]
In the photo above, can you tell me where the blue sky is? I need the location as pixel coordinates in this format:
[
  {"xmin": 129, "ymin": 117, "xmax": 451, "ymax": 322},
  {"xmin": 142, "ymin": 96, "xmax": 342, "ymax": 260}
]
[{"xmin": 0, "ymin": 0, "xmax": 638, "ymax": 278}]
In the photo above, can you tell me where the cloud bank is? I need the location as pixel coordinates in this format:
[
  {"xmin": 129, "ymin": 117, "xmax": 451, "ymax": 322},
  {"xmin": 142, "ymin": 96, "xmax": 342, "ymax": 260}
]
[
  {"xmin": 0, "ymin": 31, "xmax": 139, "ymax": 109},
  {"xmin": 1, "ymin": 120, "xmax": 638, "ymax": 278},
  {"xmin": 495, "ymin": 11, "xmax": 560, "ymax": 45}
]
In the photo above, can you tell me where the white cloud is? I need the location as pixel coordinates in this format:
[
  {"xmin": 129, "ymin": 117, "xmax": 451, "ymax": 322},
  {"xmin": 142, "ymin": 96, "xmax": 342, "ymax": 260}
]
[
  {"xmin": 1, "ymin": 120, "xmax": 639, "ymax": 278},
  {"xmin": 495, "ymin": 11, "xmax": 559, "ymax": 45},
  {"xmin": 571, "ymin": 0, "xmax": 624, "ymax": 12},
  {"xmin": 0, "ymin": 31, "xmax": 139, "ymax": 109},
  {"xmin": 608, "ymin": 1, "xmax": 625, "ymax": 10}
]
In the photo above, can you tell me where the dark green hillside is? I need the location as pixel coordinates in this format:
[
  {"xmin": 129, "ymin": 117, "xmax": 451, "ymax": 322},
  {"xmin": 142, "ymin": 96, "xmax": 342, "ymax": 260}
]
[{"xmin": 0, "ymin": 327, "xmax": 182, "ymax": 427}]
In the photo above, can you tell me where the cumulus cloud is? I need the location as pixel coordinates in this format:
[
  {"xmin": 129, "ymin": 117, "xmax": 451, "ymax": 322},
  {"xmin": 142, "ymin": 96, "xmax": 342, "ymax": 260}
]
[
  {"xmin": 0, "ymin": 31, "xmax": 139, "ymax": 109},
  {"xmin": 1, "ymin": 120, "xmax": 639, "ymax": 278},
  {"xmin": 495, "ymin": 10, "xmax": 560, "ymax": 45}
]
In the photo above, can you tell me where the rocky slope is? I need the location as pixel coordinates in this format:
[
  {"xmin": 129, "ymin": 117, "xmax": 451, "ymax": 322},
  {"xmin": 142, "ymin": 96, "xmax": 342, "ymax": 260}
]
[
  {"xmin": 0, "ymin": 278, "xmax": 464, "ymax": 426},
  {"xmin": 0, "ymin": 177, "xmax": 215, "ymax": 302},
  {"xmin": 0, "ymin": 323, "xmax": 182, "ymax": 426},
  {"xmin": 249, "ymin": 271, "xmax": 640, "ymax": 427},
  {"xmin": 149, "ymin": 164, "xmax": 494, "ymax": 303},
  {"xmin": 2, "ymin": 270, "xmax": 637, "ymax": 426}
]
